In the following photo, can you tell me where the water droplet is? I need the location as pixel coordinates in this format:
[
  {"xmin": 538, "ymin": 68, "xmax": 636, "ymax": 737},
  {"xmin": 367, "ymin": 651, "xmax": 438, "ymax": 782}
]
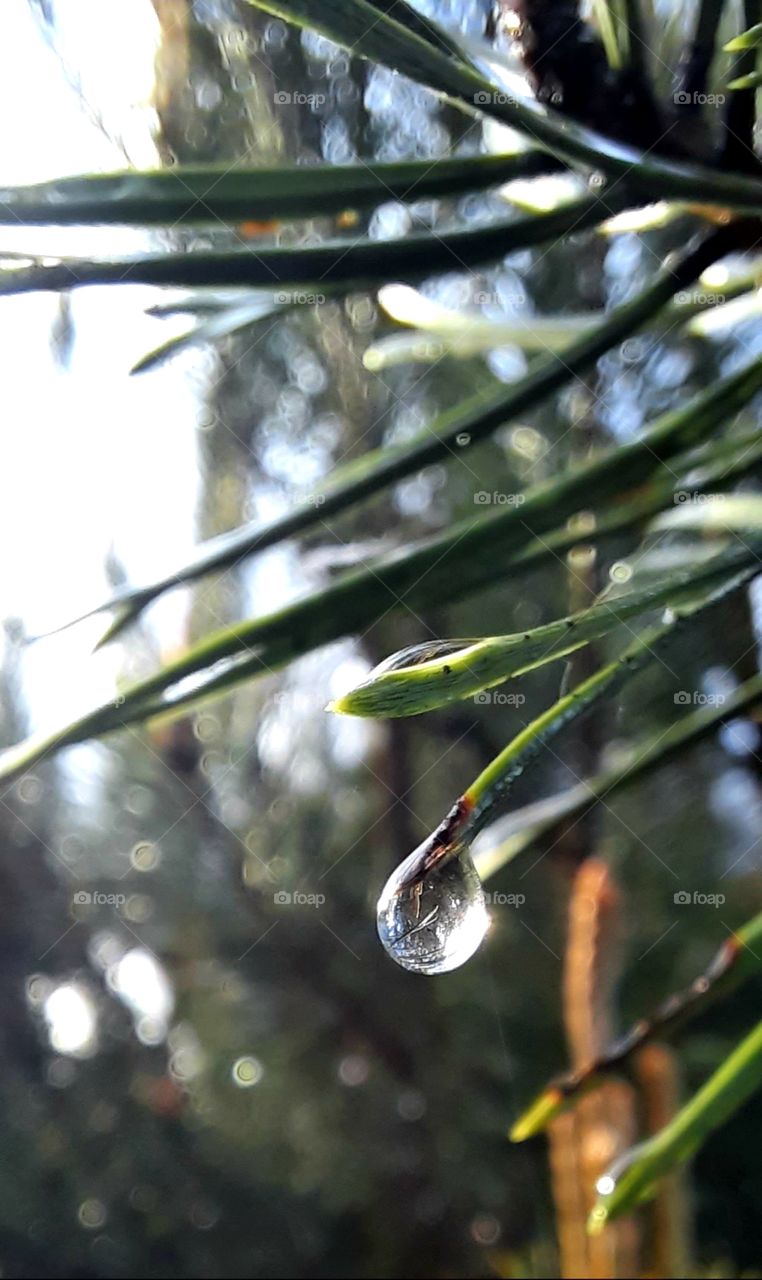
[
  {"xmin": 25, "ymin": 974, "xmax": 52, "ymax": 1008},
  {"xmin": 130, "ymin": 841, "xmax": 160, "ymax": 872},
  {"xmin": 137, "ymin": 1016, "xmax": 164, "ymax": 1046},
  {"xmin": 600, "ymin": 1139, "xmax": 644, "ymax": 1183},
  {"xmin": 397, "ymin": 1088, "xmax": 426, "ymax": 1121},
  {"xmin": 377, "ymin": 840, "xmax": 489, "ymax": 974},
  {"xmin": 232, "ymin": 1055, "xmax": 264, "ymax": 1088},
  {"xmin": 17, "ymin": 775, "xmax": 42, "ymax": 803},
  {"xmin": 124, "ymin": 893, "xmax": 153, "ymax": 923},
  {"xmin": 370, "ymin": 639, "xmax": 476, "ymax": 677},
  {"xmin": 78, "ymin": 1198, "xmax": 107, "ymax": 1230},
  {"xmin": 470, "ymin": 1212, "xmax": 501, "ymax": 1246},
  {"xmin": 189, "ymin": 1198, "xmax": 221, "ymax": 1231},
  {"xmin": 337, "ymin": 1054, "xmax": 369, "ymax": 1086},
  {"xmin": 194, "ymin": 714, "xmax": 219, "ymax": 742},
  {"xmin": 610, "ymin": 561, "xmax": 632, "ymax": 585}
]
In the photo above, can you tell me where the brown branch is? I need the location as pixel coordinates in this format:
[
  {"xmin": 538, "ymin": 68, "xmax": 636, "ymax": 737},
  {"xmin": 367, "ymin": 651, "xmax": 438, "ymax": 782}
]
[
  {"xmin": 511, "ymin": 920, "xmax": 759, "ymax": 1139},
  {"xmin": 551, "ymin": 858, "xmax": 640, "ymax": 1277}
]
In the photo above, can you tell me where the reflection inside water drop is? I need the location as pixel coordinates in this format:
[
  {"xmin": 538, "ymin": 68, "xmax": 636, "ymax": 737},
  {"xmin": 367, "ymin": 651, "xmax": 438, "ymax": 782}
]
[{"xmin": 376, "ymin": 841, "xmax": 489, "ymax": 975}]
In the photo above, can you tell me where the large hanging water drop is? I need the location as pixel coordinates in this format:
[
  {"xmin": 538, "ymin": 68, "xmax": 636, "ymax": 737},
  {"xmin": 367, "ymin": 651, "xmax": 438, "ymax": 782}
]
[{"xmin": 376, "ymin": 838, "xmax": 489, "ymax": 975}]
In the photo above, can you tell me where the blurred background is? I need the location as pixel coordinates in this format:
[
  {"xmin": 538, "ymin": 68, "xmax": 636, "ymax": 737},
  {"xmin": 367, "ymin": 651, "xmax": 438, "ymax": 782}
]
[{"xmin": 0, "ymin": 0, "xmax": 760, "ymax": 1275}]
